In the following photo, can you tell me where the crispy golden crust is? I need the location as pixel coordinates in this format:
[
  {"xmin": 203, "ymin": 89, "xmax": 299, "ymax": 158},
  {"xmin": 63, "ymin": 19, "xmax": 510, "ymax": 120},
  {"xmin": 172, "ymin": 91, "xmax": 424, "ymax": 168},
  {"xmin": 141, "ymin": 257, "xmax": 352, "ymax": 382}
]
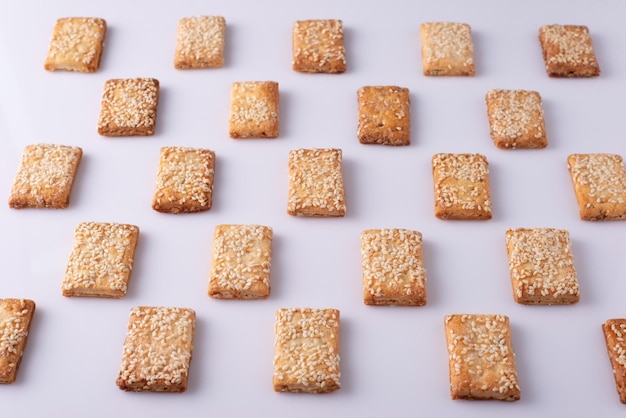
[
  {"xmin": 603, "ymin": 319, "xmax": 626, "ymax": 403},
  {"xmin": 567, "ymin": 154, "xmax": 626, "ymax": 221},
  {"xmin": 357, "ymin": 86, "xmax": 410, "ymax": 146},
  {"xmin": 97, "ymin": 78, "xmax": 160, "ymax": 136},
  {"xmin": 505, "ymin": 228, "xmax": 579, "ymax": 305},
  {"xmin": 486, "ymin": 89, "xmax": 547, "ymax": 149},
  {"xmin": 287, "ymin": 148, "xmax": 346, "ymax": 217},
  {"xmin": 152, "ymin": 147, "xmax": 215, "ymax": 213},
  {"xmin": 539, "ymin": 25, "xmax": 600, "ymax": 77},
  {"xmin": 229, "ymin": 81, "xmax": 279, "ymax": 138},
  {"xmin": 273, "ymin": 308, "xmax": 340, "ymax": 393},
  {"xmin": 292, "ymin": 20, "xmax": 346, "ymax": 73},
  {"xmin": 432, "ymin": 153, "xmax": 492, "ymax": 220},
  {"xmin": 117, "ymin": 306, "xmax": 195, "ymax": 392},
  {"xmin": 208, "ymin": 224, "xmax": 273, "ymax": 299},
  {"xmin": 174, "ymin": 16, "xmax": 225, "ymax": 69},
  {"xmin": 62, "ymin": 222, "xmax": 139, "ymax": 298},
  {"xmin": 361, "ymin": 229, "xmax": 426, "ymax": 306},
  {"xmin": 9, "ymin": 144, "xmax": 82, "ymax": 209},
  {"xmin": 444, "ymin": 314, "xmax": 520, "ymax": 401},
  {"xmin": 421, "ymin": 22, "xmax": 475, "ymax": 76},
  {"xmin": 44, "ymin": 17, "xmax": 106, "ymax": 72},
  {"xmin": 0, "ymin": 299, "xmax": 36, "ymax": 384}
]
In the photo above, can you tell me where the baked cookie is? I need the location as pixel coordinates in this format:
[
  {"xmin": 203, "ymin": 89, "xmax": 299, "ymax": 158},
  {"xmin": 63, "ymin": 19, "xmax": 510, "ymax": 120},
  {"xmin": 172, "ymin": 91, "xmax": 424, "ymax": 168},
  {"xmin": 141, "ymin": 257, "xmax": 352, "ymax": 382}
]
[
  {"xmin": 273, "ymin": 308, "xmax": 340, "ymax": 393},
  {"xmin": 174, "ymin": 16, "xmax": 226, "ymax": 69},
  {"xmin": 603, "ymin": 319, "xmax": 626, "ymax": 403},
  {"xmin": 117, "ymin": 306, "xmax": 195, "ymax": 392},
  {"xmin": 9, "ymin": 144, "xmax": 82, "ymax": 209},
  {"xmin": 421, "ymin": 22, "xmax": 475, "ymax": 76},
  {"xmin": 229, "ymin": 81, "xmax": 279, "ymax": 138},
  {"xmin": 357, "ymin": 86, "xmax": 410, "ymax": 145},
  {"xmin": 292, "ymin": 20, "xmax": 346, "ymax": 73},
  {"xmin": 44, "ymin": 17, "xmax": 106, "ymax": 72},
  {"xmin": 539, "ymin": 24, "xmax": 600, "ymax": 77},
  {"xmin": 0, "ymin": 299, "xmax": 36, "ymax": 384}
]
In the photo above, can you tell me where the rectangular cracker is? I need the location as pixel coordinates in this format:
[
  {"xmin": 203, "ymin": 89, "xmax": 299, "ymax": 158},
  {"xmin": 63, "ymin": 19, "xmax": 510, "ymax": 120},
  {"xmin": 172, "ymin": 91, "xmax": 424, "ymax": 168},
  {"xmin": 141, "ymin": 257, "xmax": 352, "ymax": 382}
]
[
  {"xmin": 539, "ymin": 24, "xmax": 600, "ymax": 77},
  {"xmin": 287, "ymin": 148, "xmax": 346, "ymax": 217},
  {"xmin": 0, "ymin": 299, "xmax": 36, "ymax": 384},
  {"xmin": 208, "ymin": 224, "xmax": 273, "ymax": 299},
  {"xmin": 361, "ymin": 229, "xmax": 426, "ymax": 306},
  {"xmin": 444, "ymin": 314, "xmax": 520, "ymax": 401},
  {"xmin": 9, "ymin": 144, "xmax": 82, "ymax": 209},
  {"xmin": 357, "ymin": 86, "xmax": 411, "ymax": 146},
  {"xmin": 603, "ymin": 319, "xmax": 626, "ymax": 403},
  {"xmin": 292, "ymin": 20, "xmax": 346, "ymax": 73},
  {"xmin": 117, "ymin": 306, "xmax": 195, "ymax": 392},
  {"xmin": 273, "ymin": 308, "xmax": 340, "ymax": 393},
  {"xmin": 44, "ymin": 17, "xmax": 106, "ymax": 72},
  {"xmin": 567, "ymin": 154, "xmax": 626, "ymax": 221},
  {"xmin": 152, "ymin": 146, "xmax": 215, "ymax": 213},
  {"xmin": 505, "ymin": 228, "xmax": 579, "ymax": 304},
  {"xmin": 174, "ymin": 16, "xmax": 226, "ymax": 69},
  {"xmin": 432, "ymin": 153, "xmax": 492, "ymax": 220},
  {"xmin": 486, "ymin": 89, "xmax": 547, "ymax": 149},
  {"xmin": 97, "ymin": 78, "xmax": 160, "ymax": 136},
  {"xmin": 229, "ymin": 81, "xmax": 279, "ymax": 138},
  {"xmin": 421, "ymin": 22, "xmax": 475, "ymax": 76},
  {"xmin": 62, "ymin": 222, "xmax": 139, "ymax": 298}
]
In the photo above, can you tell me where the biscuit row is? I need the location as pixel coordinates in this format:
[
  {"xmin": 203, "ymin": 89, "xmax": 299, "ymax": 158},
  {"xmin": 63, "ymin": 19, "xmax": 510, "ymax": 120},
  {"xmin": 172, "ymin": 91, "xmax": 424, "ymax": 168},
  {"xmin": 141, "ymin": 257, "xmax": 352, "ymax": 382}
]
[{"xmin": 44, "ymin": 17, "xmax": 601, "ymax": 77}]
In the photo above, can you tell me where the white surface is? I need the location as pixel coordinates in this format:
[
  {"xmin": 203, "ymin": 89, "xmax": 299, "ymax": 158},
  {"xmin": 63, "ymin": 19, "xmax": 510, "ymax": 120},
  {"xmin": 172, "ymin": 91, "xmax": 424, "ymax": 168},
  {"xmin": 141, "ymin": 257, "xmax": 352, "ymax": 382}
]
[{"xmin": 1, "ymin": 0, "xmax": 626, "ymax": 416}]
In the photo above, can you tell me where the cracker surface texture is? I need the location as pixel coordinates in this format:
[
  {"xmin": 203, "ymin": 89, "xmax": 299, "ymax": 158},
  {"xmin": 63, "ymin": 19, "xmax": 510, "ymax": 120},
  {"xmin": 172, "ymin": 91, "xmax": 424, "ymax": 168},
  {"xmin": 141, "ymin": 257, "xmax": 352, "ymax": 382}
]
[
  {"xmin": 539, "ymin": 24, "xmax": 600, "ymax": 77},
  {"xmin": 229, "ymin": 81, "xmax": 279, "ymax": 138},
  {"xmin": 0, "ymin": 299, "xmax": 36, "ymax": 384},
  {"xmin": 421, "ymin": 22, "xmax": 475, "ymax": 76},
  {"xmin": 98, "ymin": 78, "xmax": 160, "ymax": 136},
  {"xmin": 44, "ymin": 17, "xmax": 106, "ymax": 72},
  {"xmin": 293, "ymin": 20, "xmax": 346, "ymax": 73},
  {"xmin": 603, "ymin": 319, "xmax": 626, "ymax": 403},
  {"xmin": 174, "ymin": 16, "xmax": 225, "ymax": 69},
  {"xmin": 357, "ymin": 86, "xmax": 410, "ymax": 145}
]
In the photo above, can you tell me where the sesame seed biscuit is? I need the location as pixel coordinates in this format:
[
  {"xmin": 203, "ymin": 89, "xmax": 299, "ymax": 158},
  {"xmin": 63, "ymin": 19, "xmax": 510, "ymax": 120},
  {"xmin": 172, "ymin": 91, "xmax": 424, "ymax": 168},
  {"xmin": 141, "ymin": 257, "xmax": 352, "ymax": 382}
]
[
  {"xmin": 287, "ymin": 148, "xmax": 346, "ymax": 217},
  {"xmin": 273, "ymin": 308, "xmax": 340, "ymax": 393},
  {"xmin": 97, "ymin": 78, "xmax": 160, "ymax": 136},
  {"xmin": 444, "ymin": 314, "xmax": 520, "ymax": 401},
  {"xmin": 421, "ymin": 22, "xmax": 475, "ymax": 76},
  {"xmin": 174, "ymin": 16, "xmax": 226, "ymax": 69},
  {"xmin": 229, "ymin": 81, "xmax": 279, "ymax": 138},
  {"xmin": 44, "ymin": 17, "xmax": 106, "ymax": 72},
  {"xmin": 152, "ymin": 146, "xmax": 215, "ymax": 214},
  {"xmin": 117, "ymin": 306, "xmax": 195, "ymax": 392},
  {"xmin": 539, "ymin": 24, "xmax": 600, "ymax": 77},
  {"xmin": 432, "ymin": 153, "xmax": 492, "ymax": 220},
  {"xmin": 361, "ymin": 229, "xmax": 426, "ymax": 306},
  {"xmin": 62, "ymin": 222, "xmax": 139, "ymax": 298},
  {"xmin": 567, "ymin": 154, "xmax": 626, "ymax": 221},
  {"xmin": 0, "ymin": 299, "xmax": 35, "ymax": 384},
  {"xmin": 208, "ymin": 224, "xmax": 273, "ymax": 299},
  {"xmin": 486, "ymin": 89, "xmax": 547, "ymax": 149},
  {"xmin": 602, "ymin": 319, "xmax": 626, "ymax": 403},
  {"xmin": 292, "ymin": 20, "xmax": 346, "ymax": 73},
  {"xmin": 357, "ymin": 86, "xmax": 411, "ymax": 146},
  {"xmin": 505, "ymin": 228, "xmax": 579, "ymax": 305},
  {"xmin": 9, "ymin": 144, "xmax": 82, "ymax": 209}
]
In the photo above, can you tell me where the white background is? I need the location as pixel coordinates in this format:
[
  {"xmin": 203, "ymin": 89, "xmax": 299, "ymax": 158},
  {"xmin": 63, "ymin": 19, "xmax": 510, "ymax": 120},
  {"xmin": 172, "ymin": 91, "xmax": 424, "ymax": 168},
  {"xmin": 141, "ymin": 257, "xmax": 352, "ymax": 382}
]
[{"xmin": 0, "ymin": 0, "xmax": 625, "ymax": 416}]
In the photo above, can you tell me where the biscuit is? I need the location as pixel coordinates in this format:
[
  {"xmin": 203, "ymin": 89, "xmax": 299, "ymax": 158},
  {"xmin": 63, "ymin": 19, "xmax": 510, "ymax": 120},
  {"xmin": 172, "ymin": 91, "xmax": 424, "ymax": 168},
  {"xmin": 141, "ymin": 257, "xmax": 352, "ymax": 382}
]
[
  {"xmin": 421, "ymin": 22, "xmax": 475, "ymax": 76},
  {"xmin": 432, "ymin": 153, "xmax": 492, "ymax": 220},
  {"xmin": 9, "ymin": 144, "xmax": 82, "ymax": 209},
  {"xmin": 152, "ymin": 146, "xmax": 215, "ymax": 213},
  {"xmin": 208, "ymin": 224, "xmax": 273, "ymax": 299},
  {"xmin": 505, "ymin": 228, "xmax": 579, "ymax": 304},
  {"xmin": 603, "ymin": 319, "xmax": 626, "ymax": 403},
  {"xmin": 44, "ymin": 17, "xmax": 106, "ymax": 72},
  {"xmin": 229, "ymin": 81, "xmax": 279, "ymax": 138},
  {"xmin": 174, "ymin": 16, "xmax": 226, "ymax": 69},
  {"xmin": 486, "ymin": 89, "xmax": 547, "ymax": 149},
  {"xmin": 287, "ymin": 148, "xmax": 346, "ymax": 217},
  {"xmin": 357, "ymin": 86, "xmax": 410, "ymax": 146},
  {"xmin": 444, "ymin": 314, "xmax": 520, "ymax": 401},
  {"xmin": 292, "ymin": 20, "xmax": 346, "ymax": 73},
  {"xmin": 567, "ymin": 154, "xmax": 626, "ymax": 221},
  {"xmin": 539, "ymin": 24, "xmax": 600, "ymax": 77},
  {"xmin": 117, "ymin": 306, "xmax": 195, "ymax": 392},
  {"xmin": 361, "ymin": 229, "xmax": 426, "ymax": 306},
  {"xmin": 62, "ymin": 222, "xmax": 139, "ymax": 298},
  {"xmin": 0, "ymin": 299, "xmax": 36, "ymax": 384},
  {"xmin": 97, "ymin": 78, "xmax": 160, "ymax": 136},
  {"xmin": 273, "ymin": 308, "xmax": 340, "ymax": 393}
]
